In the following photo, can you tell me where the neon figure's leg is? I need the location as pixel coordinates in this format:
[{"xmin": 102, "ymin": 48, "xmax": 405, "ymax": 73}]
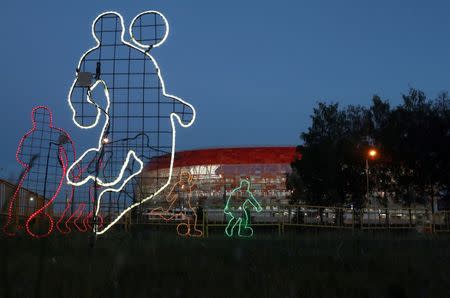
[
  {"xmin": 225, "ymin": 215, "xmax": 241, "ymax": 237},
  {"xmin": 72, "ymin": 203, "xmax": 88, "ymax": 232},
  {"xmin": 56, "ymin": 196, "xmax": 72, "ymax": 234},
  {"xmin": 3, "ymin": 170, "xmax": 29, "ymax": 236},
  {"xmin": 94, "ymin": 151, "xmax": 144, "ymax": 233},
  {"xmin": 25, "ymin": 149, "xmax": 67, "ymax": 238},
  {"xmin": 150, "ymin": 195, "xmax": 182, "ymax": 221},
  {"xmin": 67, "ymin": 150, "xmax": 99, "ymax": 184},
  {"xmin": 189, "ymin": 207, "xmax": 203, "ymax": 237},
  {"xmin": 237, "ymin": 210, "xmax": 254, "ymax": 238}
]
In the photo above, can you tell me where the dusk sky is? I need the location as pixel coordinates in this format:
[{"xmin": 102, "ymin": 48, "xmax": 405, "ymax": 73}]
[{"xmin": 1, "ymin": 0, "xmax": 450, "ymax": 178}]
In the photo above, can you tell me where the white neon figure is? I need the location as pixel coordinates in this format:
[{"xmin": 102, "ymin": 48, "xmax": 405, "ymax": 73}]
[{"xmin": 66, "ymin": 11, "xmax": 196, "ymax": 235}]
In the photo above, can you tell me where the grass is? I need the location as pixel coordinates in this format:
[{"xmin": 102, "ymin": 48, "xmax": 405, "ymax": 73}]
[{"xmin": 0, "ymin": 229, "xmax": 449, "ymax": 298}]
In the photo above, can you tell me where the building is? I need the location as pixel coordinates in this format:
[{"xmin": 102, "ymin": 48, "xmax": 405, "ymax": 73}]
[
  {"xmin": 0, "ymin": 179, "xmax": 47, "ymax": 226},
  {"xmin": 138, "ymin": 146, "xmax": 297, "ymax": 209}
]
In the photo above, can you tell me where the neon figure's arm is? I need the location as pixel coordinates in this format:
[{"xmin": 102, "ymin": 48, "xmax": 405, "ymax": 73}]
[
  {"xmin": 224, "ymin": 195, "xmax": 234, "ymax": 213},
  {"xmin": 247, "ymin": 193, "xmax": 262, "ymax": 212}
]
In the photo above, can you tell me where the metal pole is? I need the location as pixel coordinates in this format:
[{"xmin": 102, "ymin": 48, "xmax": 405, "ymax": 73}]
[
  {"xmin": 35, "ymin": 141, "xmax": 55, "ymax": 298},
  {"xmin": 222, "ymin": 176, "xmax": 226, "ymax": 222},
  {"xmin": 365, "ymin": 158, "xmax": 369, "ymax": 204},
  {"xmin": 91, "ymin": 148, "xmax": 103, "ymax": 247},
  {"xmin": 42, "ymin": 143, "xmax": 53, "ymax": 209},
  {"xmin": 90, "ymin": 142, "xmax": 104, "ymax": 247},
  {"xmin": 39, "ymin": 142, "xmax": 58, "ymax": 227}
]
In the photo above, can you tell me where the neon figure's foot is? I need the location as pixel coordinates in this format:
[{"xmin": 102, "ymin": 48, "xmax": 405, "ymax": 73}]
[
  {"xmin": 238, "ymin": 227, "xmax": 254, "ymax": 237},
  {"xmin": 225, "ymin": 227, "xmax": 234, "ymax": 237},
  {"xmin": 189, "ymin": 228, "xmax": 203, "ymax": 237}
]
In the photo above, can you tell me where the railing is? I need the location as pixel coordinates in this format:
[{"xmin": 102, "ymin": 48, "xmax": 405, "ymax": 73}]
[
  {"xmin": 2, "ymin": 205, "xmax": 450, "ymax": 236},
  {"xmin": 201, "ymin": 205, "xmax": 447, "ymax": 236}
]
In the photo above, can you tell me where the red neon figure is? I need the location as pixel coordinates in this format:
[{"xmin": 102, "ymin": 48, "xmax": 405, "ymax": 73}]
[
  {"xmin": 56, "ymin": 191, "xmax": 74, "ymax": 234},
  {"xmin": 56, "ymin": 183, "xmax": 80, "ymax": 235},
  {"xmin": 150, "ymin": 172, "xmax": 203, "ymax": 237},
  {"xmin": 62, "ymin": 183, "xmax": 104, "ymax": 233},
  {"xmin": 25, "ymin": 148, "xmax": 67, "ymax": 238},
  {"xmin": 3, "ymin": 106, "xmax": 77, "ymax": 238},
  {"xmin": 67, "ymin": 203, "xmax": 88, "ymax": 232},
  {"xmin": 74, "ymin": 204, "xmax": 88, "ymax": 232}
]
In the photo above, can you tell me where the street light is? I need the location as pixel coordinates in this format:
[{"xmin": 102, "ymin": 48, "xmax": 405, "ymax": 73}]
[{"xmin": 365, "ymin": 148, "xmax": 379, "ymax": 205}]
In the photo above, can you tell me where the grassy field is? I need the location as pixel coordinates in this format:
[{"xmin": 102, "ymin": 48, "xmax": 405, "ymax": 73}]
[{"xmin": 0, "ymin": 230, "xmax": 449, "ymax": 298}]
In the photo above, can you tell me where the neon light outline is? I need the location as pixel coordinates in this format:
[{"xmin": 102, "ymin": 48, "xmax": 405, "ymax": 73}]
[
  {"xmin": 224, "ymin": 179, "xmax": 262, "ymax": 238},
  {"xmin": 67, "ymin": 80, "xmax": 138, "ymax": 188},
  {"xmin": 83, "ymin": 185, "xmax": 104, "ymax": 230},
  {"xmin": 150, "ymin": 172, "xmax": 203, "ymax": 237},
  {"xmin": 57, "ymin": 164, "xmax": 82, "ymax": 235},
  {"xmin": 25, "ymin": 147, "xmax": 67, "ymax": 238},
  {"xmin": 129, "ymin": 11, "xmax": 169, "ymax": 49},
  {"xmin": 70, "ymin": 203, "xmax": 88, "ymax": 232},
  {"xmin": 66, "ymin": 11, "xmax": 196, "ymax": 235},
  {"xmin": 3, "ymin": 106, "xmax": 77, "ymax": 237},
  {"xmin": 56, "ymin": 190, "xmax": 75, "ymax": 234}
]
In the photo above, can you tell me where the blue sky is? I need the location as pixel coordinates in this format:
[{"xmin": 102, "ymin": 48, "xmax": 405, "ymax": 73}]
[{"xmin": 1, "ymin": 0, "xmax": 450, "ymax": 178}]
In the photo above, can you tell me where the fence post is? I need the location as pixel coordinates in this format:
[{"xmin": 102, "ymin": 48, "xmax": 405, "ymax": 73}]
[
  {"xmin": 351, "ymin": 209, "xmax": 355, "ymax": 231},
  {"xmin": 202, "ymin": 209, "xmax": 207, "ymax": 239},
  {"xmin": 431, "ymin": 207, "xmax": 435, "ymax": 234},
  {"xmin": 360, "ymin": 209, "xmax": 363, "ymax": 230},
  {"xmin": 205, "ymin": 210, "xmax": 209, "ymax": 238},
  {"xmin": 387, "ymin": 209, "xmax": 390, "ymax": 230}
]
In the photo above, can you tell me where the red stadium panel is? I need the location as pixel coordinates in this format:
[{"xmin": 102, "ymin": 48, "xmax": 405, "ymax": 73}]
[{"xmin": 145, "ymin": 147, "xmax": 297, "ymax": 171}]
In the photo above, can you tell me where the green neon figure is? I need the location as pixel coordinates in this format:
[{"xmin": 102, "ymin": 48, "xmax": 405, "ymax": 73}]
[{"xmin": 224, "ymin": 179, "xmax": 262, "ymax": 237}]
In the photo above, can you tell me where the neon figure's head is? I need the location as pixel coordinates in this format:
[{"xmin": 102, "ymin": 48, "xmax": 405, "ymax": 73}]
[
  {"xmin": 31, "ymin": 106, "xmax": 53, "ymax": 129},
  {"xmin": 92, "ymin": 12, "xmax": 125, "ymax": 45},
  {"xmin": 239, "ymin": 179, "xmax": 250, "ymax": 190},
  {"xmin": 180, "ymin": 172, "xmax": 193, "ymax": 185}
]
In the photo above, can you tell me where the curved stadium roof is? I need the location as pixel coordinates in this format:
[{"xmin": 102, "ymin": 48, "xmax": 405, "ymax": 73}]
[{"xmin": 145, "ymin": 146, "xmax": 298, "ymax": 170}]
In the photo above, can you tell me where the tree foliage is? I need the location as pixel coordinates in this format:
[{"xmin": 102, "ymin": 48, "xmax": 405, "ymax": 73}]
[{"xmin": 289, "ymin": 89, "xmax": 450, "ymax": 209}]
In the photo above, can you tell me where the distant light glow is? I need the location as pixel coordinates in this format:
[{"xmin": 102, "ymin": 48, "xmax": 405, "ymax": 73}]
[{"xmin": 368, "ymin": 149, "xmax": 378, "ymax": 159}]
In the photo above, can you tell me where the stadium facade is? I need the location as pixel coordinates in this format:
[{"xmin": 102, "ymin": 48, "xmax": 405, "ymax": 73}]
[{"xmin": 139, "ymin": 146, "xmax": 298, "ymax": 209}]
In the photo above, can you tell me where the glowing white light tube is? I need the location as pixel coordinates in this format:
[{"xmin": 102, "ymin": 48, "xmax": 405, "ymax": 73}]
[{"xmin": 66, "ymin": 11, "xmax": 196, "ymax": 235}]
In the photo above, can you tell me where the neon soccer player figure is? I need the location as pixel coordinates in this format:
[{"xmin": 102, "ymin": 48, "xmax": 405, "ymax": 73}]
[
  {"xmin": 3, "ymin": 106, "xmax": 77, "ymax": 238},
  {"xmin": 150, "ymin": 172, "xmax": 203, "ymax": 237},
  {"xmin": 66, "ymin": 11, "xmax": 196, "ymax": 234},
  {"xmin": 224, "ymin": 179, "xmax": 263, "ymax": 238}
]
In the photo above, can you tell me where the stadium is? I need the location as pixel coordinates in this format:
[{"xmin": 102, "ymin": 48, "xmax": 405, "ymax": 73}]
[{"xmin": 138, "ymin": 146, "xmax": 298, "ymax": 212}]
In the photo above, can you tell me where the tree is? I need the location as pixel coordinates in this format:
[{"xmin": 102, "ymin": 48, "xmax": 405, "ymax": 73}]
[
  {"xmin": 290, "ymin": 89, "xmax": 450, "ymax": 213},
  {"xmin": 377, "ymin": 89, "xmax": 446, "ymax": 209},
  {"xmin": 290, "ymin": 102, "xmax": 372, "ymax": 209}
]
